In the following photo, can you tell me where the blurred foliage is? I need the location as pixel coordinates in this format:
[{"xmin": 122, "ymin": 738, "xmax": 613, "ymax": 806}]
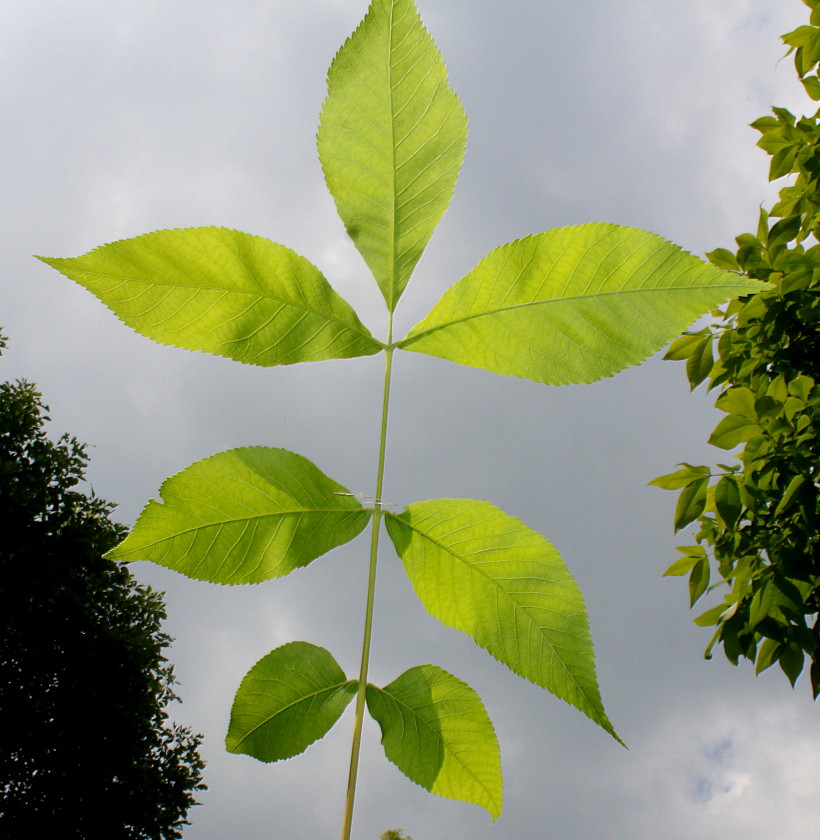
[
  {"xmin": 0, "ymin": 336, "xmax": 205, "ymax": 838},
  {"xmin": 381, "ymin": 831, "xmax": 412, "ymax": 840},
  {"xmin": 654, "ymin": 0, "xmax": 820, "ymax": 698}
]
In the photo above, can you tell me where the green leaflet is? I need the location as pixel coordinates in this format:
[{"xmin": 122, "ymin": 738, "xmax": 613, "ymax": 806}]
[
  {"xmin": 318, "ymin": 0, "xmax": 467, "ymax": 311},
  {"xmin": 399, "ymin": 225, "xmax": 763, "ymax": 385},
  {"xmin": 366, "ymin": 665, "xmax": 502, "ymax": 820},
  {"xmin": 37, "ymin": 227, "xmax": 383, "ymax": 366},
  {"xmin": 108, "ymin": 447, "xmax": 370, "ymax": 584},
  {"xmin": 384, "ymin": 499, "xmax": 621, "ymax": 742},
  {"xmin": 227, "ymin": 642, "xmax": 357, "ymax": 762}
]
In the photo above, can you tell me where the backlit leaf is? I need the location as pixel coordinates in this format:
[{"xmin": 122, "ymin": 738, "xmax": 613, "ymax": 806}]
[
  {"xmin": 38, "ymin": 227, "xmax": 383, "ymax": 366},
  {"xmin": 366, "ymin": 665, "xmax": 502, "ymax": 819},
  {"xmin": 227, "ymin": 642, "xmax": 357, "ymax": 762},
  {"xmin": 318, "ymin": 0, "xmax": 467, "ymax": 310},
  {"xmin": 399, "ymin": 225, "xmax": 762, "ymax": 385},
  {"xmin": 108, "ymin": 447, "xmax": 370, "ymax": 584},
  {"xmin": 385, "ymin": 499, "xmax": 621, "ymax": 742},
  {"xmin": 708, "ymin": 414, "xmax": 761, "ymax": 449},
  {"xmin": 649, "ymin": 463, "xmax": 711, "ymax": 490},
  {"xmin": 674, "ymin": 476, "xmax": 708, "ymax": 532}
]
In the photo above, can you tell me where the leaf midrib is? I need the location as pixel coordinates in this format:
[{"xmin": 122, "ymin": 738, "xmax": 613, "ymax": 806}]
[
  {"xmin": 120, "ymin": 507, "xmax": 370, "ymax": 552},
  {"xmin": 65, "ymin": 266, "xmax": 384, "ymax": 346},
  {"xmin": 234, "ymin": 679, "xmax": 356, "ymax": 746},
  {"xmin": 387, "ymin": 512, "xmax": 596, "ymax": 709},
  {"xmin": 400, "ymin": 280, "xmax": 752, "ymax": 346},
  {"xmin": 370, "ymin": 683, "xmax": 499, "ymax": 810}
]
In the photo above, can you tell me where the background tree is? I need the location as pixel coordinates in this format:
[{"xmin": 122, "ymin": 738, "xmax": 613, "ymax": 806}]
[
  {"xmin": 380, "ymin": 831, "xmax": 412, "ymax": 840},
  {"xmin": 654, "ymin": 0, "xmax": 820, "ymax": 698},
  {"xmin": 0, "ymin": 332, "xmax": 205, "ymax": 838}
]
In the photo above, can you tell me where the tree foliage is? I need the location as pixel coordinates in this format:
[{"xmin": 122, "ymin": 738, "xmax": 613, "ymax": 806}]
[
  {"xmin": 654, "ymin": 0, "xmax": 820, "ymax": 699},
  {"xmin": 0, "ymin": 339, "xmax": 205, "ymax": 838}
]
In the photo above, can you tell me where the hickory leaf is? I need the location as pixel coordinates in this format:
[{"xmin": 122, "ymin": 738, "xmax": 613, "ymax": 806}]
[
  {"xmin": 384, "ymin": 499, "xmax": 620, "ymax": 742},
  {"xmin": 318, "ymin": 0, "xmax": 467, "ymax": 310},
  {"xmin": 399, "ymin": 225, "xmax": 762, "ymax": 385},
  {"xmin": 37, "ymin": 0, "xmax": 766, "ymax": 834},
  {"xmin": 108, "ymin": 447, "xmax": 370, "ymax": 584},
  {"xmin": 38, "ymin": 227, "xmax": 383, "ymax": 366},
  {"xmin": 366, "ymin": 665, "xmax": 502, "ymax": 819},
  {"xmin": 227, "ymin": 642, "xmax": 357, "ymax": 762}
]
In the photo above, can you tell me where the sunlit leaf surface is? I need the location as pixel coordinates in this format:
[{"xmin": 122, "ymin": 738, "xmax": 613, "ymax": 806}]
[
  {"xmin": 108, "ymin": 447, "xmax": 370, "ymax": 584},
  {"xmin": 38, "ymin": 227, "xmax": 383, "ymax": 366},
  {"xmin": 318, "ymin": 0, "xmax": 467, "ymax": 310},
  {"xmin": 386, "ymin": 499, "xmax": 621, "ymax": 741},
  {"xmin": 400, "ymin": 225, "xmax": 763, "ymax": 384},
  {"xmin": 227, "ymin": 642, "xmax": 357, "ymax": 762},
  {"xmin": 367, "ymin": 664, "xmax": 502, "ymax": 819}
]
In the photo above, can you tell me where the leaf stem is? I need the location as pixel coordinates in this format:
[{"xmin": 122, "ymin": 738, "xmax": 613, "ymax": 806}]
[{"xmin": 341, "ymin": 314, "xmax": 395, "ymax": 840}]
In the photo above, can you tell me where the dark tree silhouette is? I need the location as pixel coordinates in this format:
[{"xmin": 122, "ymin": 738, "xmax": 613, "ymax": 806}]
[{"xmin": 0, "ymin": 332, "xmax": 205, "ymax": 838}]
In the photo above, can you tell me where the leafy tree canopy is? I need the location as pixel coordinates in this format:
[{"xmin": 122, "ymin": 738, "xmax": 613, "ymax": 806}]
[
  {"xmin": 654, "ymin": 0, "xmax": 820, "ymax": 698},
  {"xmin": 0, "ymin": 335, "xmax": 205, "ymax": 838}
]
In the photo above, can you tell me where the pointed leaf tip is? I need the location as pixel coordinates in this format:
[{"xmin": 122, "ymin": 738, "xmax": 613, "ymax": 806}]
[
  {"xmin": 385, "ymin": 499, "xmax": 623, "ymax": 744},
  {"xmin": 318, "ymin": 0, "xmax": 468, "ymax": 310},
  {"xmin": 38, "ymin": 227, "xmax": 383, "ymax": 366}
]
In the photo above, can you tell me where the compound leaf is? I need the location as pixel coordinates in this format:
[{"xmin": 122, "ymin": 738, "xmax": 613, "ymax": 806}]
[
  {"xmin": 366, "ymin": 664, "xmax": 502, "ymax": 820},
  {"xmin": 318, "ymin": 0, "xmax": 467, "ymax": 310},
  {"xmin": 385, "ymin": 499, "xmax": 621, "ymax": 742},
  {"xmin": 227, "ymin": 642, "xmax": 357, "ymax": 762},
  {"xmin": 108, "ymin": 447, "xmax": 370, "ymax": 584},
  {"xmin": 399, "ymin": 225, "xmax": 762, "ymax": 385},
  {"xmin": 38, "ymin": 227, "xmax": 383, "ymax": 366}
]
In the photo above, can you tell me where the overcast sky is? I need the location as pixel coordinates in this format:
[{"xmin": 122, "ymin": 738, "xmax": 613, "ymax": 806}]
[{"xmin": 3, "ymin": 1, "xmax": 820, "ymax": 838}]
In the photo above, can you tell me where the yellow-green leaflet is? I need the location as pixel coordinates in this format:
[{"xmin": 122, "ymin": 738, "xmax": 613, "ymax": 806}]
[
  {"xmin": 38, "ymin": 227, "xmax": 383, "ymax": 366},
  {"xmin": 385, "ymin": 499, "xmax": 621, "ymax": 743},
  {"xmin": 227, "ymin": 643, "xmax": 357, "ymax": 762},
  {"xmin": 366, "ymin": 665, "xmax": 502, "ymax": 820},
  {"xmin": 318, "ymin": 0, "xmax": 467, "ymax": 311},
  {"xmin": 400, "ymin": 225, "xmax": 764, "ymax": 385},
  {"xmin": 108, "ymin": 448, "xmax": 370, "ymax": 584}
]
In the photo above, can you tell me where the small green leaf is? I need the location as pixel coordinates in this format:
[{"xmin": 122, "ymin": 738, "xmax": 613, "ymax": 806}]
[
  {"xmin": 774, "ymin": 474, "xmax": 806, "ymax": 516},
  {"xmin": 385, "ymin": 499, "xmax": 621, "ymax": 742},
  {"xmin": 664, "ymin": 331, "xmax": 710, "ymax": 361},
  {"xmin": 685, "ymin": 337, "xmax": 715, "ymax": 389},
  {"xmin": 755, "ymin": 638, "xmax": 781, "ymax": 674},
  {"xmin": 663, "ymin": 548, "xmax": 706, "ymax": 577},
  {"xmin": 693, "ymin": 603, "xmax": 729, "ymax": 627},
  {"xmin": 674, "ymin": 476, "xmax": 708, "ymax": 532},
  {"xmin": 318, "ymin": 0, "xmax": 468, "ymax": 310},
  {"xmin": 708, "ymin": 415, "xmax": 761, "ymax": 450},
  {"xmin": 366, "ymin": 665, "xmax": 502, "ymax": 820},
  {"xmin": 716, "ymin": 387, "xmax": 757, "ymax": 419},
  {"xmin": 749, "ymin": 584, "xmax": 775, "ymax": 630},
  {"xmin": 108, "ymin": 447, "xmax": 370, "ymax": 583},
  {"xmin": 778, "ymin": 644, "xmax": 806, "ymax": 686},
  {"xmin": 714, "ymin": 476, "xmax": 742, "ymax": 528},
  {"xmin": 706, "ymin": 248, "xmax": 740, "ymax": 271},
  {"xmin": 399, "ymin": 225, "xmax": 762, "ymax": 385},
  {"xmin": 649, "ymin": 463, "xmax": 711, "ymax": 490},
  {"xmin": 688, "ymin": 556, "xmax": 710, "ymax": 606},
  {"xmin": 227, "ymin": 642, "xmax": 357, "ymax": 762},
  {"xmin": 38, "ymin": 228, "xmax": 383, "ymax": 366}
]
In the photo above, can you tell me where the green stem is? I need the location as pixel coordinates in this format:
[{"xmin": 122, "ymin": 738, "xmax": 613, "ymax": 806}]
[{"xmin": 341, "ymin": 317, "xmax": 395, "ymax": 840}]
